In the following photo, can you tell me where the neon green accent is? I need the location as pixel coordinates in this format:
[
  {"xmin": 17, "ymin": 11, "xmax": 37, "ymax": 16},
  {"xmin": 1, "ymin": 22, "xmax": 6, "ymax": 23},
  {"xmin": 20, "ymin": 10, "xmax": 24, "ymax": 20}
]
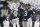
[
  {"xmin": 1, "ymin": 9, "xmax": 8, "ymax": 17},
  {"xmin": 24, "ymin": 11, "xmax": 27, "ymax": 16},
  {"xmin": 11, "ymin": 11, "xmax": 13, "ymax": 13},
  {"xmin": 13, "ymin": 11, "xmax": 17, "ymax": 17}
]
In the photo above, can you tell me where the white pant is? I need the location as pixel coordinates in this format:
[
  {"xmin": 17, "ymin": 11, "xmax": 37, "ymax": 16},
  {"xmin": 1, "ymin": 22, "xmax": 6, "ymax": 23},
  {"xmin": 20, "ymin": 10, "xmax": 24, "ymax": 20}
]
[
  {"xmin": 22, "ymin": 18, "xmax": 32, "ymax": 27},
  {"xmin": 22, "ymin": 21, "xmax": 27, "ymax": 27},
  {"xmin": 3, "ymin": 20, "xmax": 9, "ymax": 27},
  {"xmin": 12, "ymin": 18, "xmax": 20, "ymax": 27}
]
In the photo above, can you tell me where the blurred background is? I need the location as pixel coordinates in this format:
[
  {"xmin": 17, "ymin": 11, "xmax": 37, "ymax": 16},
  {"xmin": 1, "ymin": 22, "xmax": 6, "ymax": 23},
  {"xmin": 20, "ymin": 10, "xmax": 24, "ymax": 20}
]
[{"xmin": 0, "ymin": 0, "xmax": 40, "ymax": 9}]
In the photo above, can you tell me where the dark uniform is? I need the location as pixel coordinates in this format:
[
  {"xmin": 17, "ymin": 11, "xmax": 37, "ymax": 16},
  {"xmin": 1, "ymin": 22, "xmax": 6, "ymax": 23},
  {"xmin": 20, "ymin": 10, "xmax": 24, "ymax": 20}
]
[
  {"xmin": 0, "ymin": 1, "xmax": 10, "ymax": 27},
  {"xmin": 0, "ymin": 6, "xmax": 9, "ymax": 27},
  {"xmin": 22, "ymin": 8, "xmax": 33, "ymax": 20},
  {"xmin": 18, "ymin": 5, "xmax": 24, "ymax": 27}
]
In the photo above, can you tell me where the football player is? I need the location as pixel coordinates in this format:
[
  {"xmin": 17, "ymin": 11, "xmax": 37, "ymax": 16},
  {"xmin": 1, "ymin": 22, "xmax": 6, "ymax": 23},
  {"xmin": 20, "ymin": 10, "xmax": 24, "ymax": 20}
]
[
  {"xmin": 22, "ymin": 4, "xmax": 33, "ymax": 27},
  {"xmin": 21, "ymin": 4, "xmax": 36, "ymax": 27},
  {"xmin": 18, "ymin": 2, "xmax": 24, "ymax": 27},
  {"xmin": 0, "ymin": 1, "xmax": 10, "ymax": 27},
  {"xmin": 8, "ymin": 1, "xmax": 20, "ymax": 27},
  {"xmin": 32, "ymin": 8, "xmax": 38, "ymax": 27}
]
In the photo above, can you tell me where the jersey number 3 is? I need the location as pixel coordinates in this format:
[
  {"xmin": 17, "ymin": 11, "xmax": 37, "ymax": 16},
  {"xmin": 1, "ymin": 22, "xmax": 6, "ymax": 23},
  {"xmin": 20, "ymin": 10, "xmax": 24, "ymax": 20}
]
[{"xmin": 24, "ymin": 11, "xmax": 27, "ymax": 16}]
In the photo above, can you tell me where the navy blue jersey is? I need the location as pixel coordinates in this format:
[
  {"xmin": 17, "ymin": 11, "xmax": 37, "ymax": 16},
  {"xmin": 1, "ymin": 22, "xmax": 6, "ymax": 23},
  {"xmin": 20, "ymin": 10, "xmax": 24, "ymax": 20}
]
[
  {"xmin": 18, "ymin": 6, "xmax": 33, "ymax": 20},
  {"xmin": 18, "ymin": 6, "xmax": 24, "ymax": 20},
  {"xmin": 0, "ymin": 6, "xmax": 9, "ymax": 21},
  {"xmin": 23, "ymin": 9, "xmax": 33, "ymax": 20},
  {"xmin": 18, "ymin": 6, "xmax": 24, "ymax": 17},
  {"xmin": 0, "ymin": 6, "xmax": 9, "ymax": 17}
]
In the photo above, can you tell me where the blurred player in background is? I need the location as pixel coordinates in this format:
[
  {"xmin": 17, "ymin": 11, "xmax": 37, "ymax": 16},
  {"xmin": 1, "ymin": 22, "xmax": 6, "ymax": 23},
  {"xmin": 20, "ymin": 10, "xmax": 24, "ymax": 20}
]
[
  {"xmin": 32, "ymin": 8, "xmax": 40, "ymax": 27},
  {"xmin": 39, "ymin": 14, "xmax": 40, "ymax": 27},
  {"xmin": 38, "ymin": 12, "xmax": 40, "ymax": 27},
  {"xmin": 8, "ymin": 0, "xmax": 20, "ymax": 27},
  {"xmin": 32, "ymin": 11, "xmax": 37, "ymax": 27},
  {"xmin": 0, "ymin": 1, "xmax": 10, "ymax": 27},
  {"xmin": 18, "ymin": 2, "xmax": 24, "ymax": 27}
]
